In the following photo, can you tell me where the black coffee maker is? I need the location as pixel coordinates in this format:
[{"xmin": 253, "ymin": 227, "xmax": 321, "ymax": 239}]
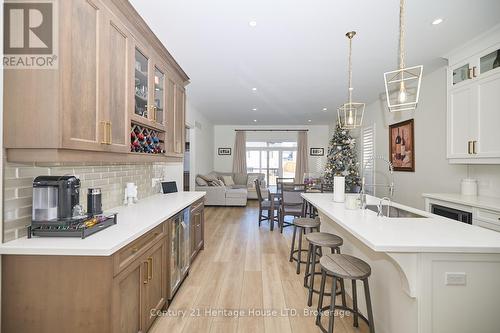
[{"xmin": 32, "ymin": 176, "xmax": 81, "ymax": 222}]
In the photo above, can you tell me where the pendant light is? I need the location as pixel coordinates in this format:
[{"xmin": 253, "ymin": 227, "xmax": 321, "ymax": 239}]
[
  {"xmin": 337, "ymin": 31, "xmax": 365, "ymax": 129},
  {"xmin": 384, "ymin": 0, "xmax": 423, "ymax": 112}
]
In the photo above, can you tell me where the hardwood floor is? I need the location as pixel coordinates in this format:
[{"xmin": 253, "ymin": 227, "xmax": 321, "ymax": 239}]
[{"xmin": 150, "ymin": 202, "xmax": 370, "ymax": 333}]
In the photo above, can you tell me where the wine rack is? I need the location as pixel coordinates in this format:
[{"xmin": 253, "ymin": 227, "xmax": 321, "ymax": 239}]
[{"xmin": 130, "ymin": 123, "xmax": 165, "ymax": 154}]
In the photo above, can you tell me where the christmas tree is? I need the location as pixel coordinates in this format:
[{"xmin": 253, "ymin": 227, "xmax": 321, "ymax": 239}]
[{"xmin": 323, "ymin": 125, "xmax": 361, "ymax": 192}]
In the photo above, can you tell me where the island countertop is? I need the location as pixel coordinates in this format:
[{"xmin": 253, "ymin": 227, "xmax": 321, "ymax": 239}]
[
  {"xmin": 302, "ymin": 193, "xmax": 500, "ymax": 253},
  {"xmin": 0, "ymin": 191, "xmax": 205, "ymax": 256}
]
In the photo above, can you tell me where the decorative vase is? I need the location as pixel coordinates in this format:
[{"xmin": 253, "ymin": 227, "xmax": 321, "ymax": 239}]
[{"xmin": 333, "ymin": 176, "xmax": 345, "ymax": 203}]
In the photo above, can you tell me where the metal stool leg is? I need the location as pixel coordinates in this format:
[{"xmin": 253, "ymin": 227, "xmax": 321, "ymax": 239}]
[
  {"xmin": 304, "ymin": 243, "xmax": 313, "ymax": 287},
  {"xmin": 289, "ymin": 225, "xmax": 297, "ymax": 262},
  {"xmin": 339, "ymin": 278, "xmax": 346, "ymax": 307},
  {"xmin": 307, "ymin": 244, "xmax": 318, "ymax": 306},
  {"xmin": 352, "ymin": 279, "xmax": 359, "ymax": 327},
  {"xmin": 296, "ymin": 227, "xmax": 303, "ymax": 274},
  {"xmin": 316, "ymin": 269, "xmax": 327, "ymax": 326},
  {"xmin": 363, "ymin": 278, "xmax": 375, "ymax": 333},
  {"xmin": 328, "ymin": 277, "xmax": 337, "ymax": 333}
]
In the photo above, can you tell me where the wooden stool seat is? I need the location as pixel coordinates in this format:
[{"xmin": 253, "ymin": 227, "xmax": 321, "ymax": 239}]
[
  {"xmin": 303, "ymin": 232, "xmax": 345, "ymax": 307},
  {"xmin": 293, "ymin": 217, "xmax": 320, "ymax": 229},
  {"xmin": 289, "ymin": 218, "xmax": 320, "ymax": 274},
  {"xmin": 305, "ymin": 232, "xmax": 343, "ymax": 248},
  {"xmin": 316, "ymin": 254, "xmax": 375, "ymax": 333},
  {"xmin": 319, "ymin": 254, "xmax": 371, "ymax": 280}
]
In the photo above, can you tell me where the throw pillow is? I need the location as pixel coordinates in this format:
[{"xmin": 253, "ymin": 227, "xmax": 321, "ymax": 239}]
[
  {"xmin": 221, "ymin": 175, "xmax": 235, "ymax": 186},
  {"xmin": 196, "ymin": 176, "xmax": 208, "ymax": 186},
  {"xmin": 200, "ymin": 173, "xmax": 219, "ymax": 182}
]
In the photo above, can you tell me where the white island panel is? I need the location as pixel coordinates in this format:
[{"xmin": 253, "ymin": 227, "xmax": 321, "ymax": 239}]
[{"xmin": 303, "ymin": 193, "xmax": 500, "ymax": 333}]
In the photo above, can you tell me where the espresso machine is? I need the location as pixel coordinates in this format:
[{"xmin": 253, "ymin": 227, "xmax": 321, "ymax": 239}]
[
  {"xmin": 32, "ymin": 175, "xmax": 81, "ymax": 222},
  {"xmin": 29, "ymin": 176, "xmax": 117, "ymax": 239}
]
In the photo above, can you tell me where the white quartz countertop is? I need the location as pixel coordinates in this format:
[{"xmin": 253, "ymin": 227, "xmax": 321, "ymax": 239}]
[
  {"xmin": 422, "ymin": 193, "xmax": 500, "ymax": 212},
  {"xmin": 303, "ymin": 193, "xmax": 500, "ymax": 253},
  {"xmin": 0, "ymin": 191, "xmax": 205, "ymax": 256}
]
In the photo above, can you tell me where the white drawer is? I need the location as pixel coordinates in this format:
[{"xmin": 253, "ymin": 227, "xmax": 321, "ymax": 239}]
[
  {"xmin": 474, "ymin": 208, "xmax": 500, "ymax": 225},
  {"xmin": 474, "ymin": 219, "xmax": 500, "ymax": 232}
]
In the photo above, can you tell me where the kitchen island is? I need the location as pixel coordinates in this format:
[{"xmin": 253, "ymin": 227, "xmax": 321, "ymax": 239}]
[
  {"xmin": 302, "ymin": 193, "xmax": 500, "ymax": 333},
  {"xmin": 0, "ymin": 191, "xmax": 205, "ymax": 333}
]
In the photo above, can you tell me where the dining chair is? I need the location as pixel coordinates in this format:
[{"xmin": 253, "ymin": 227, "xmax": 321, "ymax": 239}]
[
  {"xmin": 255, "ymin": 179, "xmax": 279, "ymax": 230},
  {"xmin": 276, "ymin": 177, "xmax": 295, "ymax": 196},
  {"xmin": 279, "ymin": 183, "xmax": 306, "ymax": 233}
]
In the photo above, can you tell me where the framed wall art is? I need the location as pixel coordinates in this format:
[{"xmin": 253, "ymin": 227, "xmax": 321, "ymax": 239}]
[{"xmin": 389, "ymin": 119, "xmax": 415, "ymax": 172}]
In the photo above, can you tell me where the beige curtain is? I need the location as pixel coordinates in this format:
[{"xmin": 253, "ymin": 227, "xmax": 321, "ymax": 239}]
[
  {"xmin": 295, "ymin": 131, "xmax": 309, "ymax": 183},
  {"xmin": 232, "ymin": 131, "xmax": 247, "ymax": 173}
]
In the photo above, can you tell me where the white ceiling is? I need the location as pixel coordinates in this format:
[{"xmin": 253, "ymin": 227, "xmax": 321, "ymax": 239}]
[{"xmin": 130, "ymin": 0, "xmax": 500, "ymax": 125}]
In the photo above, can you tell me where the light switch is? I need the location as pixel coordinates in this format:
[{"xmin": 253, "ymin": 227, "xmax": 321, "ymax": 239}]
[{"xmin": 445, "ymin": 272, "xmax": 467, "ymax": 286}]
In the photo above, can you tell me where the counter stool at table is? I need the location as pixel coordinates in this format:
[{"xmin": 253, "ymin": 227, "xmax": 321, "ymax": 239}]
[
  {"xmin": 289, "ymin": 217, "xmax": 320, "ymax": 274},
  {"xmin": 303, "ymin": 232, "xmax": 345, "ymax": 307},
  {"xmin": 316, "ymin": 254, "xmax": 375, "ymax": 333}
]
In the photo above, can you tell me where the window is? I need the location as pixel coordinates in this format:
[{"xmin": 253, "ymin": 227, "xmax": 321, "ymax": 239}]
[
  {"xmin": 361, "ymin": 125, "xmax": 375, "ymax": 195},
  {"xmin": 246, "ymin": 141, "xmax": 297, "ymax": 185}
]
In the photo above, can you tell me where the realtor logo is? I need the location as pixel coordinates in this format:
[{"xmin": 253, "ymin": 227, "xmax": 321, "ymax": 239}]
[{"xmin": 3, "ymin": 0, "xmax": 58, "ymax": 69}]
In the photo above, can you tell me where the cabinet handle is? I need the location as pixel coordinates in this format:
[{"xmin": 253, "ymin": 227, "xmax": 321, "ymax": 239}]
[
  {"xmin": 100, "ymin": 121, "xmax": 108, "ymax": 144},
  {"xmin": 131, "ymin": 247, "xmax": 139, "ymax": 254},
  {"xmin": 107, "ymin": 122, "xmax": 112, "ymax": 145},
  {"xmin": 472, "ymin": 66, "xmax": 478, "ymax": 78},
  {"xmin": 473, "ymin": 141, "xmax": 477, "ymax": 154},
  {"xmin": 467, "ymin": 141, "xmax": 472, "ymax": 154},
  {"xmin": 468, "ymin": 68, "xmax": 473, "ymax": 79},
  {"xmin": 143, "ymin": 261, "xmax": 149, "ymax": 284},
  {"xmin": 147, "ymin": 257, "xmax": 153, "ymax": 280}
]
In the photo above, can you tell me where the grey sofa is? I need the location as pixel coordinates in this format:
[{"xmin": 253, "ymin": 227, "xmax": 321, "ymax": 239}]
[{"xmin": 195, "ymin": 172, "xmax": 266, "ymax": 206}]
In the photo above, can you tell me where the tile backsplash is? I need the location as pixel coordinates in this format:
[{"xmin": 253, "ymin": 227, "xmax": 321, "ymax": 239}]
[{"xmin": 3, "ymin": 162, "xmax": 168, "ymax": 242}]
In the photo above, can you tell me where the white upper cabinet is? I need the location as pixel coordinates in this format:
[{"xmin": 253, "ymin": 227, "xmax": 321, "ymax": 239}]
[{"xmin": 446, "ymin": 25, "xmax": 500, "ymax": 164}]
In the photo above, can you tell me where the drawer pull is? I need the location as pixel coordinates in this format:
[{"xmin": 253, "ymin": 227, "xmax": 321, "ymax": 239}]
[
  {"xmin": 143, "ymin": 261, "xmax": 149, "ymax": 284},
  {"xmin": 131, "ymin": 247, "xmax": 139, "ymax": 254},
  {"xmin": 147, "ymin": 257, "xmax": 153, "ymax": 280}
]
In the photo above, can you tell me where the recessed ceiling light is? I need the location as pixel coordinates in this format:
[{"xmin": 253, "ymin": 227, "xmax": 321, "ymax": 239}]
[
  {"xmin": 432, "ymin": 18, "xmax": 443, "ymax": 25},
  {"xmin": 308, "ymin": 119, "xmax": 312, "ymax": 122},
  {"xmin": 253, "ymin": 119, "xmax": 257, "ymax": 122},
  {"xmin": 249, "ymin": 20, "xmax": 257, "ymax": 27},
  {"xmin": 252, "ymin": 108, "xmax": 258, "ymax": 111},
  {"xmin": 252, "ymin": 87, "xmax": 257, "ymax": 91},
  {"xmin": 322, "ymin": 107, "xmax": 328, "ymax": 111}
]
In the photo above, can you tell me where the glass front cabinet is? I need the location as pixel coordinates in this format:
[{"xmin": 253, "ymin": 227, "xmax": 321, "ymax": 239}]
[
  {"xmin": 450, "ymin": 45, "xmax": 500, "ymax": 87},
  {"xmin": 132, "ymin": 45, "xmax": 167, "ymax": 129}
]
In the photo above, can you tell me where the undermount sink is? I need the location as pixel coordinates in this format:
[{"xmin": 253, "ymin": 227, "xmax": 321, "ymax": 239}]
[{"xmin": 365, "ymin": 205, "xmax": 428, "ymax": 218}]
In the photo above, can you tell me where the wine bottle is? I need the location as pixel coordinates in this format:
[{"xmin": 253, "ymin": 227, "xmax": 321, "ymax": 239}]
[
  {"xmin": 401, "ymin": 130, "xmax": 406, "ymax": 161},
  {"xmin": 395, "ymin": 128, "xmax": 402, "ymax": 160},
  {"xmin": 493, "ymin": 50, "xmax": 500, "ymax": 69}
]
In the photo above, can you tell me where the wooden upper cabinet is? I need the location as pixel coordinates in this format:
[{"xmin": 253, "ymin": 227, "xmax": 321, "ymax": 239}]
[
  {"xmin": 61, "ymin": 0, "xmax": 104, "ymax": 151},
  {"xmin": 103, "ymin": 12, "xmax": 130, "ymax": 153},
  {"xmin": 166, "ymin": 80, "xmax": 186, "ymax": 155},
  {"xmin": 4, "ymin": 0, "xmax": 188, "ymax": 163}
]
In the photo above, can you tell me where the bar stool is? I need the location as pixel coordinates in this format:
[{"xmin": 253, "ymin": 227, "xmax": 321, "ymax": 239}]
[
  {"xmin": 303, "ymin": 232, "xmax": 345, "ymax": 307},
  {"xmin": 316, "ymin": 254, "xmax": 375, "ymax": 333},
  {"xmin": 289, "ymin": 217, "xmax": 320, "ymax": 274}
]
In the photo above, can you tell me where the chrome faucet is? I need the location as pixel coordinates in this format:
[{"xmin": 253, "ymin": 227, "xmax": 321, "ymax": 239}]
[
  {"xmin": 360, "ymin": 155, "xmax": 395, "ymax": 209},
  {"xmin": 377, "ymin": 197, "xmax": 392, "ymax": 217}
]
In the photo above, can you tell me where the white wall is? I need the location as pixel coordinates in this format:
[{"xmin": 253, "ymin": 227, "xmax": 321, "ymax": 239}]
[
  {"xmin": 186, "ymin": 100, "xmax": 214, "ymax": 190},
  {"xmin": 213, "ymin": 125, "xmax": 332, "ymax": 175},
  {"xmin": 361, "ymin": 66, "xmax": 500, "ymax": 209}
]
